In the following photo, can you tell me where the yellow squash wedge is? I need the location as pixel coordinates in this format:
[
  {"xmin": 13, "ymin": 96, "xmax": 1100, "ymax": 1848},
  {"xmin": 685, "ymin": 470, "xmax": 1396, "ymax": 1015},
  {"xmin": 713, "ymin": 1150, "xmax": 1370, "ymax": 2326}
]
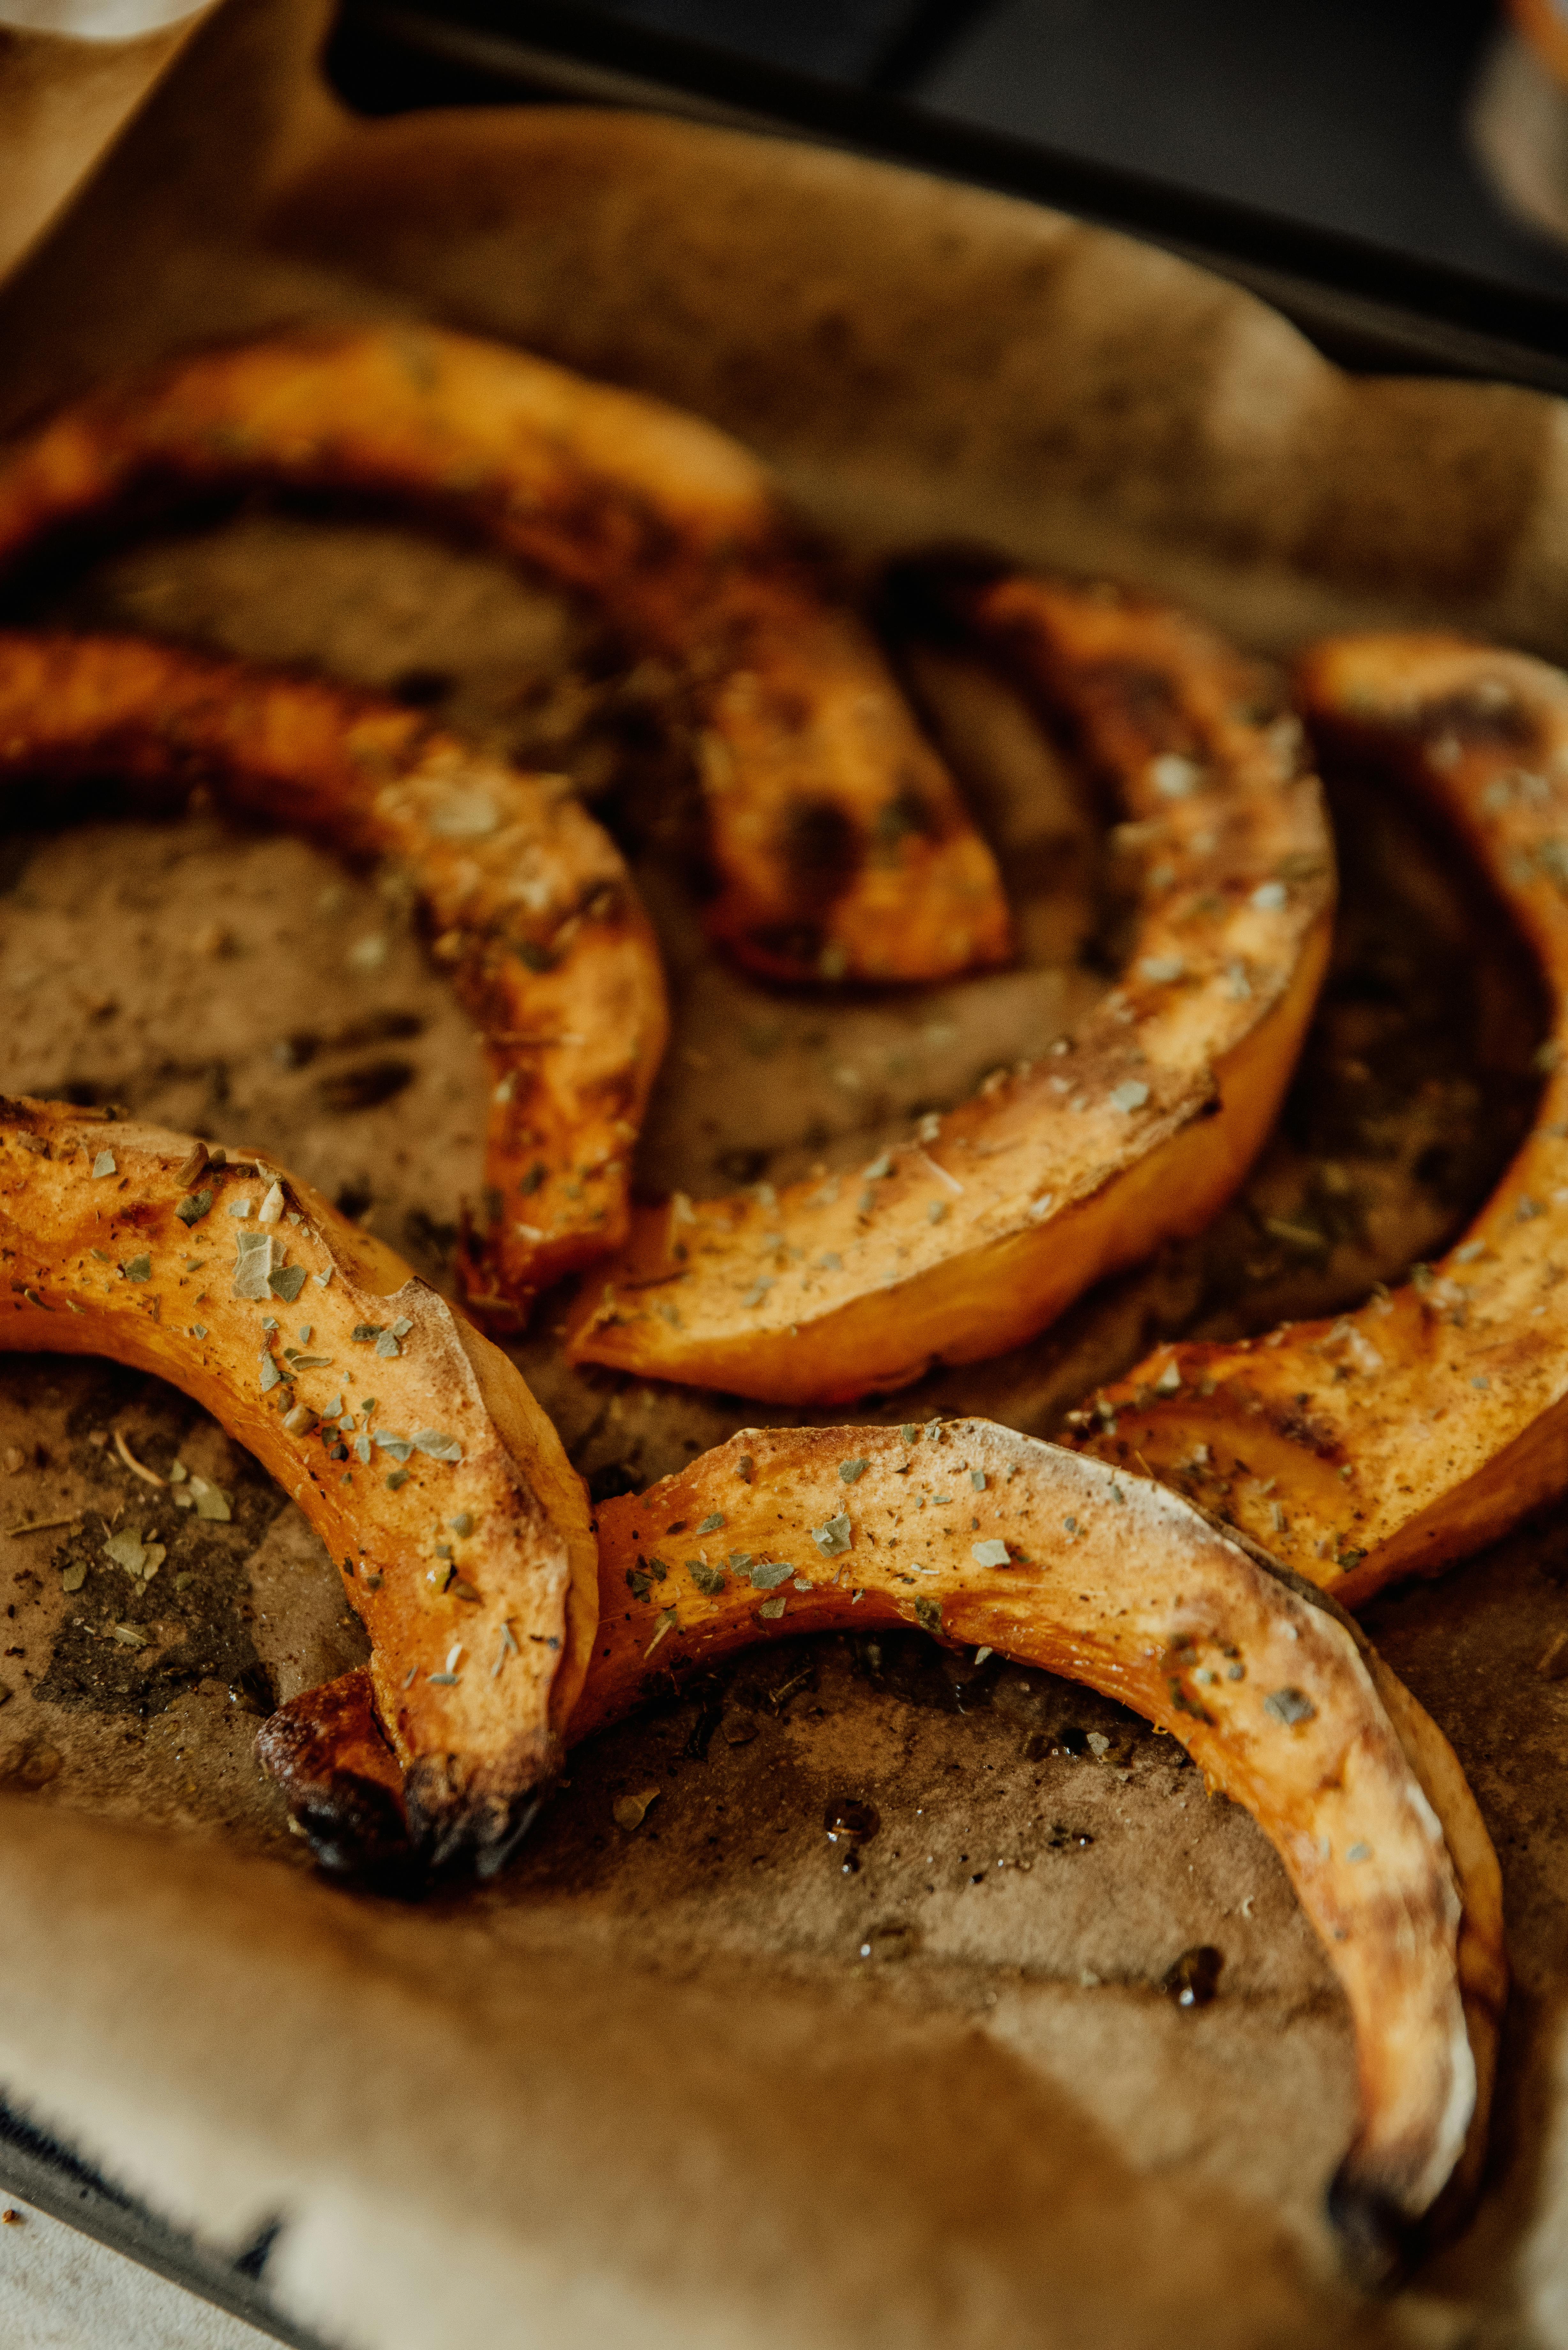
[
  {"xmin": 0, "ymin": 324, "xmax": 1009, "ymax": 987},
  {"xmin": 0, "ymin": 629, "xmax": 667, "ymax": 1320},
  {"xmin": 567, "ymin": 572, "xmax": 1335, "ymax": 1402},
  {"xmin": 1080, "ymin": 633, "xmax": 1568, "ymax": 1606},
  {"xmin": 0, "ymin": 1095, "xmax": 597, "ymax": 1873},
  {"xmin": 264, "ymin": 1419, "xmax": 1503, "ymax": 2283}
]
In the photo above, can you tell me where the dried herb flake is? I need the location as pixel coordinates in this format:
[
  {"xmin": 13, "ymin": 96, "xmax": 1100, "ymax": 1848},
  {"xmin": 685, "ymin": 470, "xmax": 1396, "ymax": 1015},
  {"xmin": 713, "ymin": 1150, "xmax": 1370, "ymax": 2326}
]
[
  {"xmin": 411, "ymin": 1429, "xmax": 462, "ymax": 1462},
  {"xmin": 1263, "ymin": 1686, "xmax": 1316, "ymax": 1726}
]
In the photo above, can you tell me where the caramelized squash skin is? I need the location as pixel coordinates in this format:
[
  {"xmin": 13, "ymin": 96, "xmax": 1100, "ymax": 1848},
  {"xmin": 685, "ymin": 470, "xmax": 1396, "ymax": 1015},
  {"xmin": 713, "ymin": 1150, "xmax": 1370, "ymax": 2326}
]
[
  {"xmin": 1079, "ymin": 633, "xmax": 1568, "ymax": 1606},
  {"xmin": 0, "ymin": 1096, "xmax": 597, "ymax": 1873},
  {"xmin": 566, "ymin": 573, "xmax": 1334, "ymax": 1403},
  {"xmin": 264, "ymin": 1421, "xmax": 1501, "ymax": 2280},
  {"xmin": 0, "ymin": 630, "xmax": 667, "ymax": 1322},
  {"xmin": 0, "ymin": 325, "xmax": 1009, "ymax": 988}
]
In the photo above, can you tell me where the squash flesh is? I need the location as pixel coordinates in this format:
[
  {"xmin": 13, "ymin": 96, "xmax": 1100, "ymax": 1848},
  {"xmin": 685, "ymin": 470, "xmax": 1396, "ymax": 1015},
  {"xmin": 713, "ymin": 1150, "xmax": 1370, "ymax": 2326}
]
[
  {"xmin": 0, "ymin": 325, "xmax": 1009, "ymax": 988},
  {"xmin": 0, "ymin": 1095, "xmax": 597, "ymax": 1872},
  {"xmin": 263, "ymin": 1417, "xmax": 1501, "ymax": 2272},
  {"xmin": 567, "ymin": 574, "xmax": 1335, "ymax": 1401},
  {"xmin": 1079, "ymin": 634, "xmax": 1568, "ymax": 1606},
  {"xmin": 589, "ymin": 1423, "xmax": 1500, "ymax": 2270},
  {"xmin": 0, "ymin": 629, "xmax": 667, "ymax": 1321}
]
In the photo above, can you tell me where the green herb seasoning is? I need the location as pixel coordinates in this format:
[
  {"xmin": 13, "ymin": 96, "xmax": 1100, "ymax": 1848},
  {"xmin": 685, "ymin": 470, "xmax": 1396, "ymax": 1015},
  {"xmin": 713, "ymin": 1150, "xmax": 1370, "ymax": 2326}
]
[
  {"xmin": 188, "ymin": 1477, "xmax": 230, "ymax": 1522},
  {"xmin": 411, "ymin": 1429, "xmax": 462, "ymax": 1462},
  {"xmin": 1263, "ymin": 1687, "xmax": 1316, "ymax": 1726}
]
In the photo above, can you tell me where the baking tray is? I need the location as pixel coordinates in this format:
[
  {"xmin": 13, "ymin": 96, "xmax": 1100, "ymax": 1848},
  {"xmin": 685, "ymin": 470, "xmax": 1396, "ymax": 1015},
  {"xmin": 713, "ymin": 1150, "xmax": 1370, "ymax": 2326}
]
[
  {"xmin": 1, "ymin": 5, "xmax": 1566, "ymax": 2346},
  {"xmin": 0, "ymin": 2100, "xmax": 323, "ymax": 2347}
]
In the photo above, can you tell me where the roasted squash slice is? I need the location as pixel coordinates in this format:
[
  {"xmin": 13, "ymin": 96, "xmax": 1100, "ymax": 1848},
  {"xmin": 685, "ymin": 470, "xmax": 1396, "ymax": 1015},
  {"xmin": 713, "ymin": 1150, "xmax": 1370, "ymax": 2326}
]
[
  {"xmin": 0, "ymin": 324, "xmax": 1009, "ymax": 987},
  {"xmin": 1079, "ymin": 633, "xmax": 1568, "ymax": 1606},
  {"xmin": 566, "ymin": 573, "xmax": 1335, "ymax": 1402},
  {"xmin": 0, "ymin": 629, "xmax": 667, "ymax": 1319},
  {"xmin": 263, "ymin": 1420, "xmax": 1503, "ymax": 2282},
  {"xmin": 0, "ymin": 1094, "xmax": 597, "ymax": 1872}
]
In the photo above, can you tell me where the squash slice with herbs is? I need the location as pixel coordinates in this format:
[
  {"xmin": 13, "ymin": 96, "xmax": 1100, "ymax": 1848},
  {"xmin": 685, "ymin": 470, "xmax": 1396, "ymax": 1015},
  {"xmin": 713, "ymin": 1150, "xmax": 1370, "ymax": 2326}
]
[
  {"xmin": 0, "ymin": 324, "xmax": 1009, "ymax": 988},
  {"xmin": 0, "ymin": 1095, "xmax": 597, "ymax": 1872},
  {"xmin": 1078, "ymin": 633, "xmax": 1568, "ymax": 1607},
  {"xmin": 0, "ymin": 629, "xmax": 667, "ymax": 1320},
  {"xmin": 566, "ymin": 573, "xmax": 1335, "ymax": 1401},
  {"xmin": 264, "ymin": 1419, "xmax": 1502, "ymax": 2282}
]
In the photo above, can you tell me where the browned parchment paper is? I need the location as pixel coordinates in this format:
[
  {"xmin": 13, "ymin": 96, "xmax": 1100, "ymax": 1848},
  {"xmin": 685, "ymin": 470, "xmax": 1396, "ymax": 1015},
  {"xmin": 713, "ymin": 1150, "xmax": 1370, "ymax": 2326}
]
[{"xmin": 2, "ymin": 5, "xmax": 1568, "ymax": 2345}]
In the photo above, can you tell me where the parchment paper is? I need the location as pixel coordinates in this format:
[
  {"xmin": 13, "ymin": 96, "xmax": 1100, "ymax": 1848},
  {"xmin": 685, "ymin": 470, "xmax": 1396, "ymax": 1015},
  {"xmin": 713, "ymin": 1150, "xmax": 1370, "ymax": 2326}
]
[
  {"xmin": 2, "ymin": 5, "xmax": 1568, "ymax": 2346},
  {"xmin": 0, "ymin": 6, "xmax": 213, "ymax": 281}
]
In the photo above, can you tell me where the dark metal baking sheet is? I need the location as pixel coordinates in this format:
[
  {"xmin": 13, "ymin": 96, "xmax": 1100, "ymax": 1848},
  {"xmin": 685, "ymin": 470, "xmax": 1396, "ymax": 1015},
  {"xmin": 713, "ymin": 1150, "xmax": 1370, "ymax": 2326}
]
[{"xmin": 0, "ymin": 2097, "xmax": 325, "ymax": 2349}]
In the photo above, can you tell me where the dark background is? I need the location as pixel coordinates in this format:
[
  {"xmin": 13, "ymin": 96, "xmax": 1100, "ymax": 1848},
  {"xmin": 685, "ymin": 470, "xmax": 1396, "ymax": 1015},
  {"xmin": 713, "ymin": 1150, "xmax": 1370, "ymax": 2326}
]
[{"xmin": 327, "ymin": 0, "xmax": 1568, "ymax": 390}]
